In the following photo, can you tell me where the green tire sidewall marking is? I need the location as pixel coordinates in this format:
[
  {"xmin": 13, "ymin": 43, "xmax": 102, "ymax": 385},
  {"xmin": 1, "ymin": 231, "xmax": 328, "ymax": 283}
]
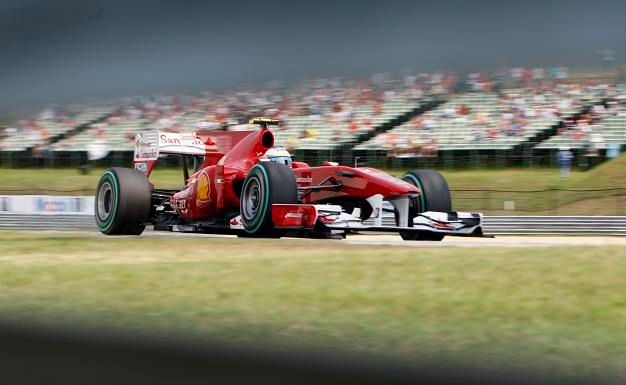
[
  {"xmin": 96, "ymin": 170, "xmax": 119, "ymax": 232},
  {"xmin": 243, "ymin": 165, "xmax": 270, "ymax": 234},
  {"xmin": 403, "ymin": 173, "xmax": 426, "ymax": 212}
]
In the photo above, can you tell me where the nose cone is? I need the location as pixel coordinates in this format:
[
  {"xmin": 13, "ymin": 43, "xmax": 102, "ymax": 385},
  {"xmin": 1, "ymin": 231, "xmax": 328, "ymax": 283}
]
[{"xmin": 356, "ymin": 167, "xmax": 420, "ymax": 195}]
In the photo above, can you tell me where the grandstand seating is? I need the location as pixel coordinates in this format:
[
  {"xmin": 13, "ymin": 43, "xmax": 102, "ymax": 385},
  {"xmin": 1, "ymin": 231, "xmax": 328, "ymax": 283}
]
[
  {"xmin": 535, "ymin": 105, "xmax": 626, "ymax": 150},
  {"xmin": 51, "ymin": 96, "xmax": 226, "ymax": 152},
  {"xmin": 1, "ymin": 71, "xmax": 623, "ymax": 168},
  {"xmin": 48, "ymin": 85, "xmax": 423, "ymax": 153},
  {"xmin": 600, "ymin": 111, "xmax": 626, "ymax": 145},
  {"xmin": 51, "ymin": 117, "xmax": 149, "ymax": 152},
  {"xmin": 273, "ymin": 96, "xmax": 418, "ymax": 150},
  {"xmin": 355, "ymin": 87, "xmax": 598, "ymax": 153},
  {"xmin": 1, "ymin": 105, "xmax": 115, "ymax": 151}
]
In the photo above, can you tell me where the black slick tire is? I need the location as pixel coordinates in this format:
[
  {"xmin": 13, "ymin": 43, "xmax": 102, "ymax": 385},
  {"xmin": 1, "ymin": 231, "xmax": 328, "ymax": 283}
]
[
  {"xmin": 400, "ymin": 169, "xmax": 452, "ymax": 241},
  {"xmin": 239, "ymin": 162, "xmax": 298, "ymax": 237},
  {"xmin": 95, "ymin": 167, "xmax": 151, "ymax": 235}
]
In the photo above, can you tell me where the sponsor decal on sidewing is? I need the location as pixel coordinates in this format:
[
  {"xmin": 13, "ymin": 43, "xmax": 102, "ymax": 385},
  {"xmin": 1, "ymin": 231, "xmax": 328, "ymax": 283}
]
[
  {"xmin": 196, "ymin": 171, "xmax": 211, "ymax": 203},
  {"xmin": 134, "ymin": 162, "xmax": 148, "ymax": 172}
]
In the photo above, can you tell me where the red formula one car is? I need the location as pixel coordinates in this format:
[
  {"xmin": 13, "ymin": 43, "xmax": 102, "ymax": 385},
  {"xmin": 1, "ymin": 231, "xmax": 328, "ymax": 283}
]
[{"xmin": 95, "ymin": 118, "xmax": 486, "ymax": 240}]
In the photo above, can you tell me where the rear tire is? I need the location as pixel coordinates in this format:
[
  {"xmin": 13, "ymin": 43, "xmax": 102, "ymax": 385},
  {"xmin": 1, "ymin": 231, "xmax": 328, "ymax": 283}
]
[
  {"xmin": 399, "ymin": 169, "xmax": 451, "ymax": 241},
  {"xmin": 95, "ymin": 167, "xmax": 151, "ymax": 235},
  {"xmin": 240, "ymin": 162, "xmax": 298, "ymax": 237}
]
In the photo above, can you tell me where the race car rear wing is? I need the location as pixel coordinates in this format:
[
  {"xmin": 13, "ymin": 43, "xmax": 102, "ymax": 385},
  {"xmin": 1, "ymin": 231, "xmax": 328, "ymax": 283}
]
[
  {"xmin": 134, "ymin": 131, "xmax": 206, "ymax": 160},
  {"xmin": 133, "ymin": 131, "xmax": 206, "ymax": 175},
  {"xmin": 133, "ymin": 130, "xmax": 258, "ymax": 176}
]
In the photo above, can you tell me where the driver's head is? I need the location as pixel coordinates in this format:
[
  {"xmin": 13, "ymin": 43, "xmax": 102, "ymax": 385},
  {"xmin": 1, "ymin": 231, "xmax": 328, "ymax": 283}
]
[{"xmin": 262, "ymin": 147, "xmax": 292, "ymax": 167}]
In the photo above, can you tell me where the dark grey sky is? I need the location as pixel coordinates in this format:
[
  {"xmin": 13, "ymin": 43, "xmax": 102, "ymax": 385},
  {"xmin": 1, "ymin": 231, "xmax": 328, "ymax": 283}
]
[{"xmin": 1, "ymin": 0, "xmax": 626, "ymax": 113}]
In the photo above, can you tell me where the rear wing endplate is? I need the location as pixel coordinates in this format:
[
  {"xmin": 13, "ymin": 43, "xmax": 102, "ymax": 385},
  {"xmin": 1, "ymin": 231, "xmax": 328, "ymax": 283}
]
[{"xmin": 133, "ymin": 130, "xmax": 206, "ymax": 175}]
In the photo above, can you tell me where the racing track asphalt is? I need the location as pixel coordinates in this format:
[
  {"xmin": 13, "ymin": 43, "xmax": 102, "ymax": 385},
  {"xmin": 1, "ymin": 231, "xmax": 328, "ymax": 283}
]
[
  {"xmin": 11, "ymin": 228, "xmax": 625, "ymax": 247},
  {"xmin": 96, "ymin": 229, "xmax": 626, "ymax": 248}
]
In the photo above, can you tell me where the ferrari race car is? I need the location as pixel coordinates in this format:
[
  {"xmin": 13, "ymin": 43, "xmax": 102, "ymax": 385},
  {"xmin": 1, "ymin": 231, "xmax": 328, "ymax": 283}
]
[{"xmin": 95, "ymin": 118, "xmax": 486, "ymax": 240}]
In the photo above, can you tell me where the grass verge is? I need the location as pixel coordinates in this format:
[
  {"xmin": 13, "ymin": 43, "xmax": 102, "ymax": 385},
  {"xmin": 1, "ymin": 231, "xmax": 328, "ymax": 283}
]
[
  {"xmin": 0, "ymin": 231, "xmax": 625, "ymax": 378},
  {"xmin": 4, "ymin": 161, "xmax": 625, "ymax": 214}
]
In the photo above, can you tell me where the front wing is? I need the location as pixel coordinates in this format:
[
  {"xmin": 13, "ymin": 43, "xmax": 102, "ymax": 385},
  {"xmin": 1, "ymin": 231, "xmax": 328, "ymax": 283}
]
[
  {"xmin": 263, "ymin": 204, "xmax": 487, "ymax": 238},
  {"xmin": 160, "ymin": 198, "xmax": 489, "ymax": 238}
]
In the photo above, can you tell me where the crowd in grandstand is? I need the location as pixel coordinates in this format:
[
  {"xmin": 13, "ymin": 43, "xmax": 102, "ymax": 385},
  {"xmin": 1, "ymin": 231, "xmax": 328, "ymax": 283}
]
[
  {"xmin": 1, "ymin": 67, "xmax": 625, "ymax": 161},
  {"xmin": 540, "ymin": 87, "xmax": 626, "ymax": 156},
  {"xmin": 362, "ymin": 78, "xmax": 622, "ymax": 156}
]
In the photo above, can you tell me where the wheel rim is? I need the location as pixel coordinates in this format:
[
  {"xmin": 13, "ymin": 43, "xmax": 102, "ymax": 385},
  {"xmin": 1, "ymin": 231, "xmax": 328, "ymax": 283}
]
[
  {"xmin": 402, "ymin": 174, "xmax": 426, "ymax": 212},
  {"xmin": 242, "ymin": 176, "xmax": 263, "ymax": 221},
  {"xmin": 97, "ymin": 181, "xmax": 114, "ymax": 222}
]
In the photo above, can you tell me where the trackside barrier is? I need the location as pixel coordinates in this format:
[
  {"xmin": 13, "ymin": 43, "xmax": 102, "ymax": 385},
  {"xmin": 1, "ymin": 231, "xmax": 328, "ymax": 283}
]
[
  {"xmin": 483, "ymin": 216, "xmax": 626, "ymax": 235},
  {"xmin": 0, "ymin": 214, "xmax": 94, "ymax": 230},
  {"xmin": 0, "ymin": 195, "xmax": 625, "ymax": 235},
  {"xmin": 1, "ymin": 213, "xmax": 626, "ymax": 235},
  {"xmin": 0, "ymin": 195, "xmax": 94, "ymax": 215}
]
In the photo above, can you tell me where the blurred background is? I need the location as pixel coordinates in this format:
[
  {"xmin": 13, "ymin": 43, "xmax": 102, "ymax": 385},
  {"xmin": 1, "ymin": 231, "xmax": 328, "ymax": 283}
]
[{"xmin": 2, "ymin": 0, "xmax": 626, "ymax": 215}]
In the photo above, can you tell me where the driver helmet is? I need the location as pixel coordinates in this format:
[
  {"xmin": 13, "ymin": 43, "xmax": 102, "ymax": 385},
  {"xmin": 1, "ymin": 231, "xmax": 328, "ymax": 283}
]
[{"xmin": 262, "ymin": 147, "xmax": 292, "ymax": 167}]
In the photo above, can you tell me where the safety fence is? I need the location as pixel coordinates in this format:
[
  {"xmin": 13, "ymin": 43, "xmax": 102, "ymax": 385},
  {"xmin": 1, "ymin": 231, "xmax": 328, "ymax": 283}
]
[
  {"xmin": 1, "ymin": 187, "xmax": 624, "ymax": 216},
  {"xmin": 451, "ymin": 187, "xmax": 626, "ymax": 216},
  {"xmin": 2, "ymin": 213, "xmax": 626, "ymax": 236},
  {"xmin": 1, "ymin": 148, "xmax": 618, "ymax": 170},
  {"xmin": 0, "ymin": 190, "xmax": 625, "ymax": 234},
  {"xmin": 484, "ymin": 216, "xmax": 626, "ymax": 235}
]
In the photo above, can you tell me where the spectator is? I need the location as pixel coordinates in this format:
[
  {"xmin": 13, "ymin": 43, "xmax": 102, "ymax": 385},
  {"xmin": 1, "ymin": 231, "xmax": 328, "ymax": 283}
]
[
  {"xmin": 411, "ymin": 117, "xmax": 423, "ymax": 129},
  {"xmin": 606, "ymin": 142, "xmax": 621, "ymax": 158},
  {"xmin": 589, "ymin": 133, "xmax": 605, "ymax": 154},
  {"xmin": 558, "ymin": 147, "xmax": 573, "ymax": 177},
  {"xmin": 421, "ymin": 136, "xmax": 438, "ymax": 157},
  {"xmin": 457, "ymin": 104, "xmax": 471, "ymax": 115}
]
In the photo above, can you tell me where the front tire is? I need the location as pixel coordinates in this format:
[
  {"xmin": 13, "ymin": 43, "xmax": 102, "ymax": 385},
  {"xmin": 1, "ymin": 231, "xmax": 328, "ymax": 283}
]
[
  {"xmin": 240, "ymin": 162, "xmax": 298, "ymax": 237},
  {"xmin": 399, "ymin": 169, "xmax": 452, "ymax": 241},
  {"xmin": 95, "ymin": 167, "xmax": 151, "ymax": 235}
]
